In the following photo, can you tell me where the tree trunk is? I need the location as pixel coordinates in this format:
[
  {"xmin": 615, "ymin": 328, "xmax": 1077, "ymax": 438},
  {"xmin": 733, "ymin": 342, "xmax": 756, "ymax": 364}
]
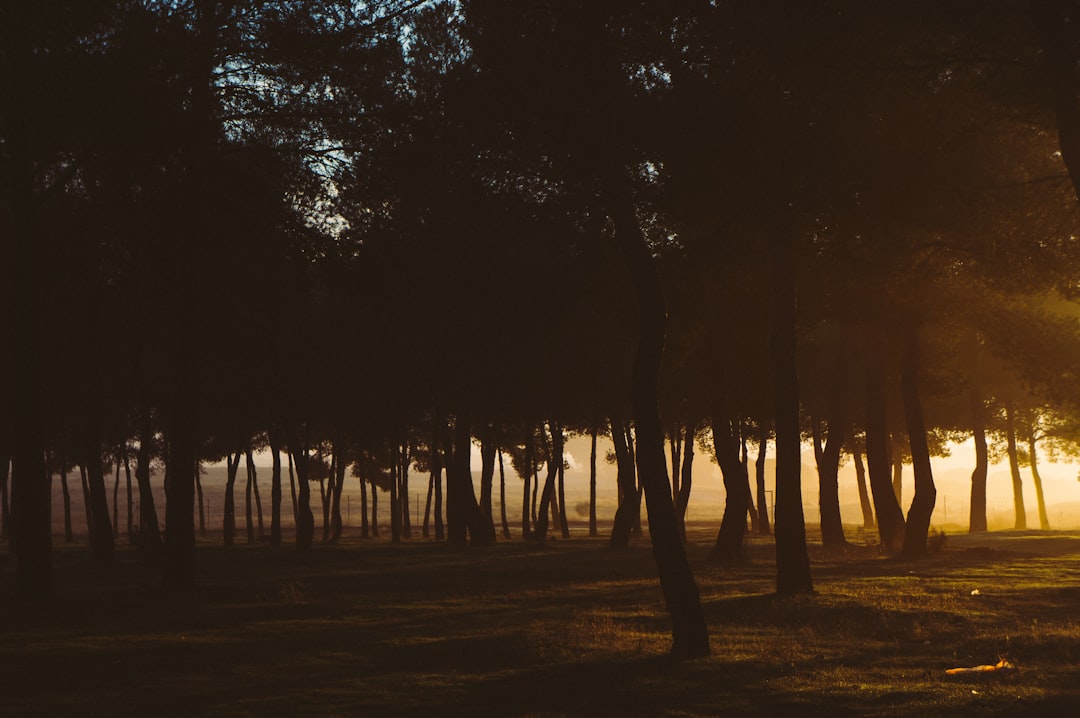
[
  {"xmin": 112, "ymin": 455, "xmax": 121, "ymax": 540},
  {"xmin": 433, "ymin": 414, "xmax": 444, "ymax": 541},
  {"xmin": 609, "ymin": 418, "xmax": 637, "ymax": 549},
  {"xmin": 245, "ymin": 449, "xmax": 255, "ymax": 544},
  {"xmin": 741, "ymin": 426, "xmax": 758, "ymax": 534},
  {"xmin": 224, "ymin": 452, "xmax": 240, "ymax": 547},
  {"xmin": 1005, "ymin": 404, "xmax": 1027, "ymax": 530},
  {"xmin": 83, "ymin": 425, "xmax": 115, "ymax": 562},
  {"xmin": 359, "ymin": 458, "xmax": 370, "ymax": 538},
  {"xmin": 329, "ymin": 443, "xmax": 346, "ymax": 543},
  {"xmin": 400, "ymin": 441, "xmax": 412, "ymax": 539},
  {"xmin": 287, "ymin": 450, "xmax": 298, "ymax": 525},
  {"xmin": 124, "ymin": 453, "xmax": 134, "ymax": 543},
  {"xmin": 852, "ymin": 444, "xmax": 875, "ymax": 530},
  {"xmin": 816, "ymin": 348, "xmax": 849, "ymax": 554},
  {"xmin": 555, "ymin": 424, "xmax": 570, "ymax": 539},
  {"xmin": 479, "ymin": 427, "xmax": 497, "ymax": 541},
  {"xmin": 522, "ymin": 427, "xmax": 533, "ymax": 539},
  {"xmin": 447, "ymin": 412, "xmax": 488, "ymax": 545},
  {"xmin": 194, "ymin": 460, "xmax": 205, "ymax": 538},
  {"xmin": 269, "ymin": 429, "xmax": 282, "ymax": 547},
  {"xmin": 609, "ymin": 191, "xmax": 709, "ymax": 657},
  {"xmin": 968, "ymin": 390, "xmax": 989, "ymax": 533},
  {"xmin": 290, "ymin": 440, "xmax": 315, "ymax": 551},
  {"xmin": 498, "ymin": 448, "xmax": 511, "ymax": 539},
  {"xmin": 864, "ymin": 327, "xmax": 906, "ymax": 554},
  {"xmin": 1036, "ymin": 1, "xmax": 1080, "ymax": 203},
  {"xmin": 900, "ymin": 325, "xmax": 938, "ymax": 559},
  {"xmin": 251, "ymin": 452, "xmax": 264, "ymax": 540},
  {"xmin": 390, "ymin": 442, "xmax": 401, "ymax": 543},
  {"xmin": 674, "ymin": 422, "xmax": 695, "ymax": 541},
  {"xmin": 670, "ymin": 426, "xmax": 682, "ymax": 507},
  {"xmin": 370, "ymin": 456, "xmax": 379, "ymax": 537},
  {"xmin": 535, "ymin": 424, "xmax": 560, "ymax": 543},
  {"xmin": 4, "ymin": 9, "xmax": 51, "ymax": 601},
  {"xmin": 163, "ymin": 397, "xmax": 197, "ymax": 593},
  {"xmin": 711, "ymin": 416, "xmax": 750, "ymax": 561},
  {"xmin": 60, "ymin": 461, "xmax": 74, "ymax": 543},
  {"xmin": 770, "ymin": 210, "xmax": 812, "ymax": 595},
  {"xmin": 589, "ymin": 425, "xmax": 598, "ymax": 537},
  {"xmin": 755, "ymin": 426, "xmax": 771, "ymax": 534},
  {"xmin": 80, "ymin": 463, "xmax": 93, "ymax": 541},
  {"xmin": 135, "ymin": 408, "xmax": 161, "ymax": 549},
  {"xmin": 1028, "ymin": 434, "xmax": 1050, "ymax": 530}
]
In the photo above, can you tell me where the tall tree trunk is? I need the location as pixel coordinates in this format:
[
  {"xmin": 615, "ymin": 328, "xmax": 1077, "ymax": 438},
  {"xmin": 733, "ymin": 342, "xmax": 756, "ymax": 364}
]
[
  {"xmin": 245, "ymin": 449, "xmax": 255, "ymax": 544},
  {"xmin": 968, "ymin": 390, "xmax": 989, "ymax": 533},
  {"xmin": 163, "ymin": 398, "xmax": 197, "ymax": 592},
  {"xmin": 498, "ymin": 448, "xmax": 511, "ymax": 539},
  {"xmin": 608, "ymin": 191, "xmax": 709, "ymax": 657},
  {"xmin": 83, "ymin": 424, "xmax": 115, "ymax": 562},
  {"xmin": 852, "ymin": 444, "xmax": 875, "ymax": 530},
  {"xmin": 112, "ymin": 454, "xmax": 121, "ymax": 539},
  {"xmin": 555, "ymin": 423, "xmax": 569, "ymax": 539},
  {"xmin": 609, "ymin": 418, "xmax": 637, "ymax": 549},
  {"xmin": 1028, "ymin": 434, "xmax": 1050, "ymax": 530},
  {"xmin": 589, "ymin": 425, "xmax": 598, "ymax": 537},
  {"xmin": 864, "ymin": 327, "xmax": 906, "ymax": 554},
  {"xmin": 136, "ymin": 408, "xmax": 161, "ymax": 549},
  {"xmin": 359, "ymin": 458, "xmax": 370, "ymax": 538},
  {"xmin": 816, "ymin": 348, "xmax": 849, "ymax": 554},
  {"xmin": 711, "ymin": 416, "xmax": 750, "ymax": 561},
  {"xmin": 124, "ymin": 453, "xmax": 134, "ymax": 543},
  {"xmin": 4, "ymin": 7, "xmax": 51, "ymax": 601},
  {"xmin": 433, "ymin": 413, "xmax": 444, "ymax": 541},
  {"xmin": 522, "ymin": 427, "xmax": 533, "ymax": 539},
  {"xmin": 755, "ymin": 426, "xmax": 771, "ymax": 534},
  {"xmin": 60, "ymin": 461, "xmax": 74, "ymax": 543},
  {"xmin": 269, "ymin": 429, "xmax": 282, "ymax": 547},
  {"xmin": 223, "ymin": 452, "xmax": 240, "ymax": 547},
  {"xmin": 287, "ymin": 450, "xmax": 298, "ymax": 525},
  {"xmin": 400, "ymin": 441, "xmax": 412, "ymax": 539},
  {"xmin": 390, "ymin": 442, "xmax": 401, "ymax": 543},
  {"xmin": 289, "ymin": 438, "xmax": 315, "ymax": 551},
  {"xmin": 900, "ymin": 325, "xmax": 938, "ymax": 559},
  {"xmin": 80, "ymin": 463, "xmax": 93, "ymax": 541},
  {"xmin": 1005, "ymin": 404, "xmax": 1027, "ymax": 530},
  {"xmin": 741, "ymin": 426, "xmax": 758, "ymax": 534},
  {"xmin": 535, "ymin": 423, "xmax": 560, "ymax": 543},
  {"xmin": 252, "ymin": 453, "xmax": 264, "ymax": 540},
  {"xmin": 447, "ymin": 412, "xmax": 487, "ymax": 545},
  {"xmin": 770, "ymin": 210, "xmax": 812, "ymax": 595},
  {"xmin": 329, "ymin": 443, "xmax": 346, "ymax": 543},
  {"xmin": 675, "ymin": 422, "xmax": 695, "ymax": 541},
  {"xmin": 194, "ymin": 460, "xmax": 205, "ymax": 538},
  {"xmin": 670, "ymin": 426, "xmax": 682, "ymax": 506},
  {"xmin": 370, "ymin": 456, "xmax": 379, "ymax": 537},
  {"xmin": 479, "ymin": 427, "xmax": 497, "ymax": 542}
]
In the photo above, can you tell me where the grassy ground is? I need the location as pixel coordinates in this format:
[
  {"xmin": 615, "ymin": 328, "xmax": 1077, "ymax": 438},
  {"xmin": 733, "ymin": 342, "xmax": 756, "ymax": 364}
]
[{"xmin": 2, "ymin": 527, "xmax": 1079, "ymax": 717}]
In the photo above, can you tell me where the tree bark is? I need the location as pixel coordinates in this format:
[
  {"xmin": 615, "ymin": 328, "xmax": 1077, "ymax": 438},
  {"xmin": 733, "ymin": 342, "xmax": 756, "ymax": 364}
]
[
  {"xmin": 245, "ymin": 449, "xmax": 256, "ymax": 544},
  {"xmin": 269, "ymin": 429, "xmax": 283, "ymax": 547},
  {"xmin": 359, "ymin": 458, "xmax": 370, "ymax": 538},
  {"xmin": 589, "ymin": 425, "xmax": 598, "ymax": 537},
  {"xmin": 329, "ymin": 443, "xmax": 346, "ymax": 543},
  {"xmin": 479, "ymin": 427, "xmax": 498, "ymax": 541},
  {"xmin": 224, "ymin": 451, "xmax": 240, "ymax": 547},
  {"xmin": 609, "ymin": 192, "xmax": 709, "ymax": 657},
  {"xmin": 852, "ymin": 444, "xmax": 875, "ymax": 530},
  {"xmin": 522, "ymin": 427, "xmax": 533, "ymax": 539},
  {"xmin": 136, "ymin": 408, "xmax": 161, "ymax": 549},
  {"xmin": 675, "ymin": 422, "xmax": 695, "ymax": 541},
  {"xmin": 447, "ymin": 412, "xmax": 487, "ymax": 545},
  {"xmin": 290, "ymin": 439, "xmax": 315, "ymax": 551},
  {"xmin": 1028, "ymin": 434, "xmax": 1050, "ymax": 530},
  {"xmin": 609, "ymin": 418, "xmax": 638, "ymax": 549},
  {"xmin": 900, "ymin": 325, "xmax": 938, "ymax": 559},
  {"xmin": 816, "ymin": 348, "xmax": 849, "ymax": 554},
  {"xmin": 433, "ymin": 414, "xmax": 444, "ymax": 541},
  {"xmin": 864, "ymin": 327, "xmax": 906, "ymax": 554},
  {"xmin": 535, "ymin": 423, "xmax": 560, "ymax": 543},
  {"xmin": 711, "ymin": 416, "xmax": 750, "ymax": 561},
  {"xmin": 390, "ymin": 442, "xmax": 401, "ymax": 543},
  {"xmin": 968, "ymin": 390, "xmax": 988, "ymax": 533},
  {"xmin": 755, "ymin": 426, "xmax": 771, "ymax": 534},
  {"xmin": 1005, "ymin": 404, "xmax": 1027, "ymax": 530},
  {"xmin": 555, "ymin": 423, "xmax": 569, "ymax": 538},
  {"xmin": 891, "ymin": 443, "xmax": 903, "ymax": 507},
  {"xmin": 83, "ymin": 424, "xmax": 115, "ymax": 562},
  {"xmin": 60, "ymin": 461, "xmax": 74, "ymax": 543},
  {"xmin": 498, "ymin": 448, "xmax": 511, "ymax": 539},
  {"xmin": 194, "ymin": 460, "xmax": 205, "ymax": 538},
  {"xmin": 770, "ymin": 209, "xmax": 812, "ymax": 595},
  {"xmin": 400, "ymin": 441, "xmax": 412, "ymax": 539}
]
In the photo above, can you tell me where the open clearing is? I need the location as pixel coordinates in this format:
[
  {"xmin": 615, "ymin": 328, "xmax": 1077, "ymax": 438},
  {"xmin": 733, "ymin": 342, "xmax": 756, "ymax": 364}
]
[{"xmin": 2, "ymin": 528, "xmax": 1079, "ymax": 716}]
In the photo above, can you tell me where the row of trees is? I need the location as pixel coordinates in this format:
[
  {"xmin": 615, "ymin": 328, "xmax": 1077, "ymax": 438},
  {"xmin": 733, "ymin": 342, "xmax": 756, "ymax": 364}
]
[{"xmin": 6, "ymin": 0, "xmax": 1080, "ymax": 657}]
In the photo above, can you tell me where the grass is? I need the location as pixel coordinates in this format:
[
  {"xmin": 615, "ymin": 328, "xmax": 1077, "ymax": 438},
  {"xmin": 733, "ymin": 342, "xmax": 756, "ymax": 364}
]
[{"xmin": 2, "ymin": 527, "xmax": 1079, "ymax": 716}]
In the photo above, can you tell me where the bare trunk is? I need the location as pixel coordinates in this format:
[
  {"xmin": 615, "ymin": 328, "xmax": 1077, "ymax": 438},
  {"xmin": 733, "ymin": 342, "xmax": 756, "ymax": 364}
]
[
  {"xmin": 900, "ymin": 325, "xmax": 938, "ymax": 559},
  {"xmin": 968, "ymin": 391, "xmax": 989, "ymax": 533},
  {"xmin": 755, "ymin": 426, "xmax": 771, "ymax": 534},
  {"xmin": 224, "ymin": 452, "xmax": 240, "ymax": 547},
  {"xmin": 674, "ymin": 422, "xmax": 695, "ymax": 541},
  {"xmin": 1005, "ymin": 404, "xmax": 1027, "ymax": 530},
  {"xmin": 289, "ymin": 438, "xmax": 315, "ymax": 551},
  {"xmin": 194, "ymin": 461, "xmax": 205, "ymax": 537},
  {"xmin": 498, "ymin": 448, "xmax": 511, "ymax": 539},
  {"xmin": 479, "ymin": 427, "xmax": 497, "ymax": 541},
  {"xmin": 609, "ymin": 418, "xmax": 637, "ymax": 549},
  {"xmin": 245, "ymin": 449, "xmax": 255, "ymax": 544},
  {"xmin": 589, "ymin": 425, "xmax": 598, "ymax": 537},
  {"xmin": 852, "ymin": 444, "xmax": 875, "ymax": 530},
  {"xmin": 135, "ymin": 409, "xmax": 161, "ymax": 549},
  {"xmin": 269, "ymin": 430, "xmax": 282, "ymax": 547},
  {"xmin": 864, "ymin": 327, "xmax": 905, "ymax": 554},
  {"xmin": 522, "ymin": 428, "xmax": 533, "ymax": 539},
  {"xmin": 60, "ymin": 462, "xmax": 74, "ymax": 543},
  {"xmin": 711, "ymin": 416, "xmax": 749, "ymax": 561},
  {"xmin": 1028, "ymin": 434, "xmax": 1050, "ymax": 530},
  {"xmin": 83, "ymin": 425, "xmax": 115, "ymax": 562}
]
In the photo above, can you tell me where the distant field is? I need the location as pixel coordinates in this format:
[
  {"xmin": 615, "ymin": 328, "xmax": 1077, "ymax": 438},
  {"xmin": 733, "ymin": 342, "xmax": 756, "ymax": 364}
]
[{"xmin": 1, "ymin": 529, "xmax": 1079, "ymax": 716}]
